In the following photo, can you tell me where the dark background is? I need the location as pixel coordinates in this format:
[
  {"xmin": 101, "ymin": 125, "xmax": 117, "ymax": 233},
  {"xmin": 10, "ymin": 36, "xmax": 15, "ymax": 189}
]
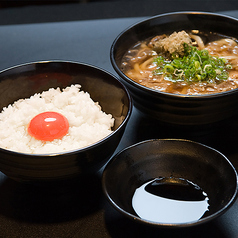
[{"xmin": 0, "ymin": 0, "xmax": 238, "ymax": 25}]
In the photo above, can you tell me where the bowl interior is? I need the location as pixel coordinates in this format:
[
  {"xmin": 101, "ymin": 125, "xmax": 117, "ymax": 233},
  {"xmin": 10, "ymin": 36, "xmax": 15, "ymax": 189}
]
[
  {"xmin": 112, "ymin": 12, "xmax": 238, "ymax": 77},
  {"xmin": 0, "ymin": 61, "xmax": 131, "ymax": 131},
  {"xmin": 102, "ymin": 139, "xmax": 238, "ymax": 227}
]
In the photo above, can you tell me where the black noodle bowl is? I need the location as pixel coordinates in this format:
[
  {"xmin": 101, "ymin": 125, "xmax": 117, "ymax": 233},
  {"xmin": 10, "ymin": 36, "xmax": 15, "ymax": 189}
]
[{"xmin": 111, "ymin": 11, "xmax": 238, "ymax": 125}]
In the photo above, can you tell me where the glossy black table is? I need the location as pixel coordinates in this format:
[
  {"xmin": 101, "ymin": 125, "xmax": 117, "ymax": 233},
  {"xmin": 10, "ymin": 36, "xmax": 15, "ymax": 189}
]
[{"xmin": 0, "ymin": 11, "xmax": 238, "ymax": 238}]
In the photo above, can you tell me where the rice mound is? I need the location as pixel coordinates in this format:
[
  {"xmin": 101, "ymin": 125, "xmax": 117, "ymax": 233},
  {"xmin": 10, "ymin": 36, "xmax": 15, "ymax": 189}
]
[{"xmin": 0, "ymin": 84, "xmax": 115, "ymax": 154}]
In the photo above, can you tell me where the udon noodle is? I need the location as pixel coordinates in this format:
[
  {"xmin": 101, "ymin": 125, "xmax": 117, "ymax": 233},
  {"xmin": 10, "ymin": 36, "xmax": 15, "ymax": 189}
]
[{"xmin": 121, "ymin": 30, "xmax": 238, "ymax": 95}]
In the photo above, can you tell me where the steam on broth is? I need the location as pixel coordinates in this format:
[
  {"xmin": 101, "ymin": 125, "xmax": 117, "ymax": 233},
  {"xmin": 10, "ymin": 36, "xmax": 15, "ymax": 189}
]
[{"xmin": 121, "ymin": 30, "xmax": 238, "ymax": 95}]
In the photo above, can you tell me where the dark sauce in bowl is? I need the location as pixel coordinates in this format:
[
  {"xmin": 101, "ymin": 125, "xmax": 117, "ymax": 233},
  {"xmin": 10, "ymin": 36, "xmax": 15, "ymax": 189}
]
[{"xmin": 132, "ymin": 177, "xmax": 210, "ymax": 224}]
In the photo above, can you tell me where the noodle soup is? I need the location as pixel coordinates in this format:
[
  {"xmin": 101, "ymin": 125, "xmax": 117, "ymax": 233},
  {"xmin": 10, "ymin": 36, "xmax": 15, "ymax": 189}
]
[{"xmin": 121, "ymin": 30, "xmax": 238, "ymax": 95}]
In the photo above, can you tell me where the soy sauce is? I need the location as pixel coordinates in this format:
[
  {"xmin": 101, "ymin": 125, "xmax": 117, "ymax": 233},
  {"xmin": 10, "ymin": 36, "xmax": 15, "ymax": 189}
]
[{"xmin": 132, "ymin": 177, "xmax": 209, "ymax": 224}]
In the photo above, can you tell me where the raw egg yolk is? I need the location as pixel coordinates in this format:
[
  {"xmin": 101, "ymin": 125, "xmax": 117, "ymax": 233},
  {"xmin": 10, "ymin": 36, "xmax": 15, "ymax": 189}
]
[{"xmin": 28, "ymin": 111, "xmax": 69, "ymax": 141}]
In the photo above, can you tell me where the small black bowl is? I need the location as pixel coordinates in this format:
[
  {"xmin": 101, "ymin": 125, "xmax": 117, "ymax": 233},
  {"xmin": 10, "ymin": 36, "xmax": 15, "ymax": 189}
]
[
  {"xmin": 102, "ymin": 139, "xmax": 238, "ymax": 227},
  {"xmin": 0, "ymin": 61, "xmax": 132, "ymax": 182},
  {"xmin": 110, "ymin": 12, "xmax": 238, "ymax": 125}
]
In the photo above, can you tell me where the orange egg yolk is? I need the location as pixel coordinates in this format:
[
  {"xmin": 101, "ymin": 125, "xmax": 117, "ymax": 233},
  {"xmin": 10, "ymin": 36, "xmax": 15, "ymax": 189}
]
[{"xmin": 28, "ymin": 111, "xmax": 69, "ymax": 141}]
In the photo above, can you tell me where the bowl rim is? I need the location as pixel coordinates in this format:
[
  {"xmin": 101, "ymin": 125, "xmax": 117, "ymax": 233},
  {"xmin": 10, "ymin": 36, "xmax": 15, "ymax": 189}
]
[
  {"xmin": 102, "ymin": 138, "xmax": 238, "ymax": 228},
  {"xmin": 110, "ymin": 11, "xmax": 238, "ymax": 99},
  {"xmin": 0, "ymin": 60, "xmax": 133, "ymax": 157}
]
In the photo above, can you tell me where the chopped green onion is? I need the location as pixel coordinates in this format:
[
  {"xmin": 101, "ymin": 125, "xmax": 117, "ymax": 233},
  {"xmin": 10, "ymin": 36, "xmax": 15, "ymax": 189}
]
[
  {"xmin": 226, "ymin": 64, "xmax": 233, "ymax": 69},
  {"xmin": 164, "ymin": 64, "xmax": 174, "ymax": 74},
  {"xmin": 195, "ymin": 74, "xmax": 201, "ymax": 81},
  {"xmin": 153, "ymin": 43, "xmax": 232, "ymax": 83}
]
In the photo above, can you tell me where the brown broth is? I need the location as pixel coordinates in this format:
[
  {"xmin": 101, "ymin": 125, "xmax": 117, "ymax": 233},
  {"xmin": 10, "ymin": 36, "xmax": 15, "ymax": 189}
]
[{"xmin": 121, "ymin": 31, "xmax": 238, "ymax": 95}]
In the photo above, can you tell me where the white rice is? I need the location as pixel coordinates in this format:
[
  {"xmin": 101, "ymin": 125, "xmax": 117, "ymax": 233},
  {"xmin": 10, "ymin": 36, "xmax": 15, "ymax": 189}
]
[{"xmin": 0, "ymin": 84, "xmax": 115, "ymax": 154}]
